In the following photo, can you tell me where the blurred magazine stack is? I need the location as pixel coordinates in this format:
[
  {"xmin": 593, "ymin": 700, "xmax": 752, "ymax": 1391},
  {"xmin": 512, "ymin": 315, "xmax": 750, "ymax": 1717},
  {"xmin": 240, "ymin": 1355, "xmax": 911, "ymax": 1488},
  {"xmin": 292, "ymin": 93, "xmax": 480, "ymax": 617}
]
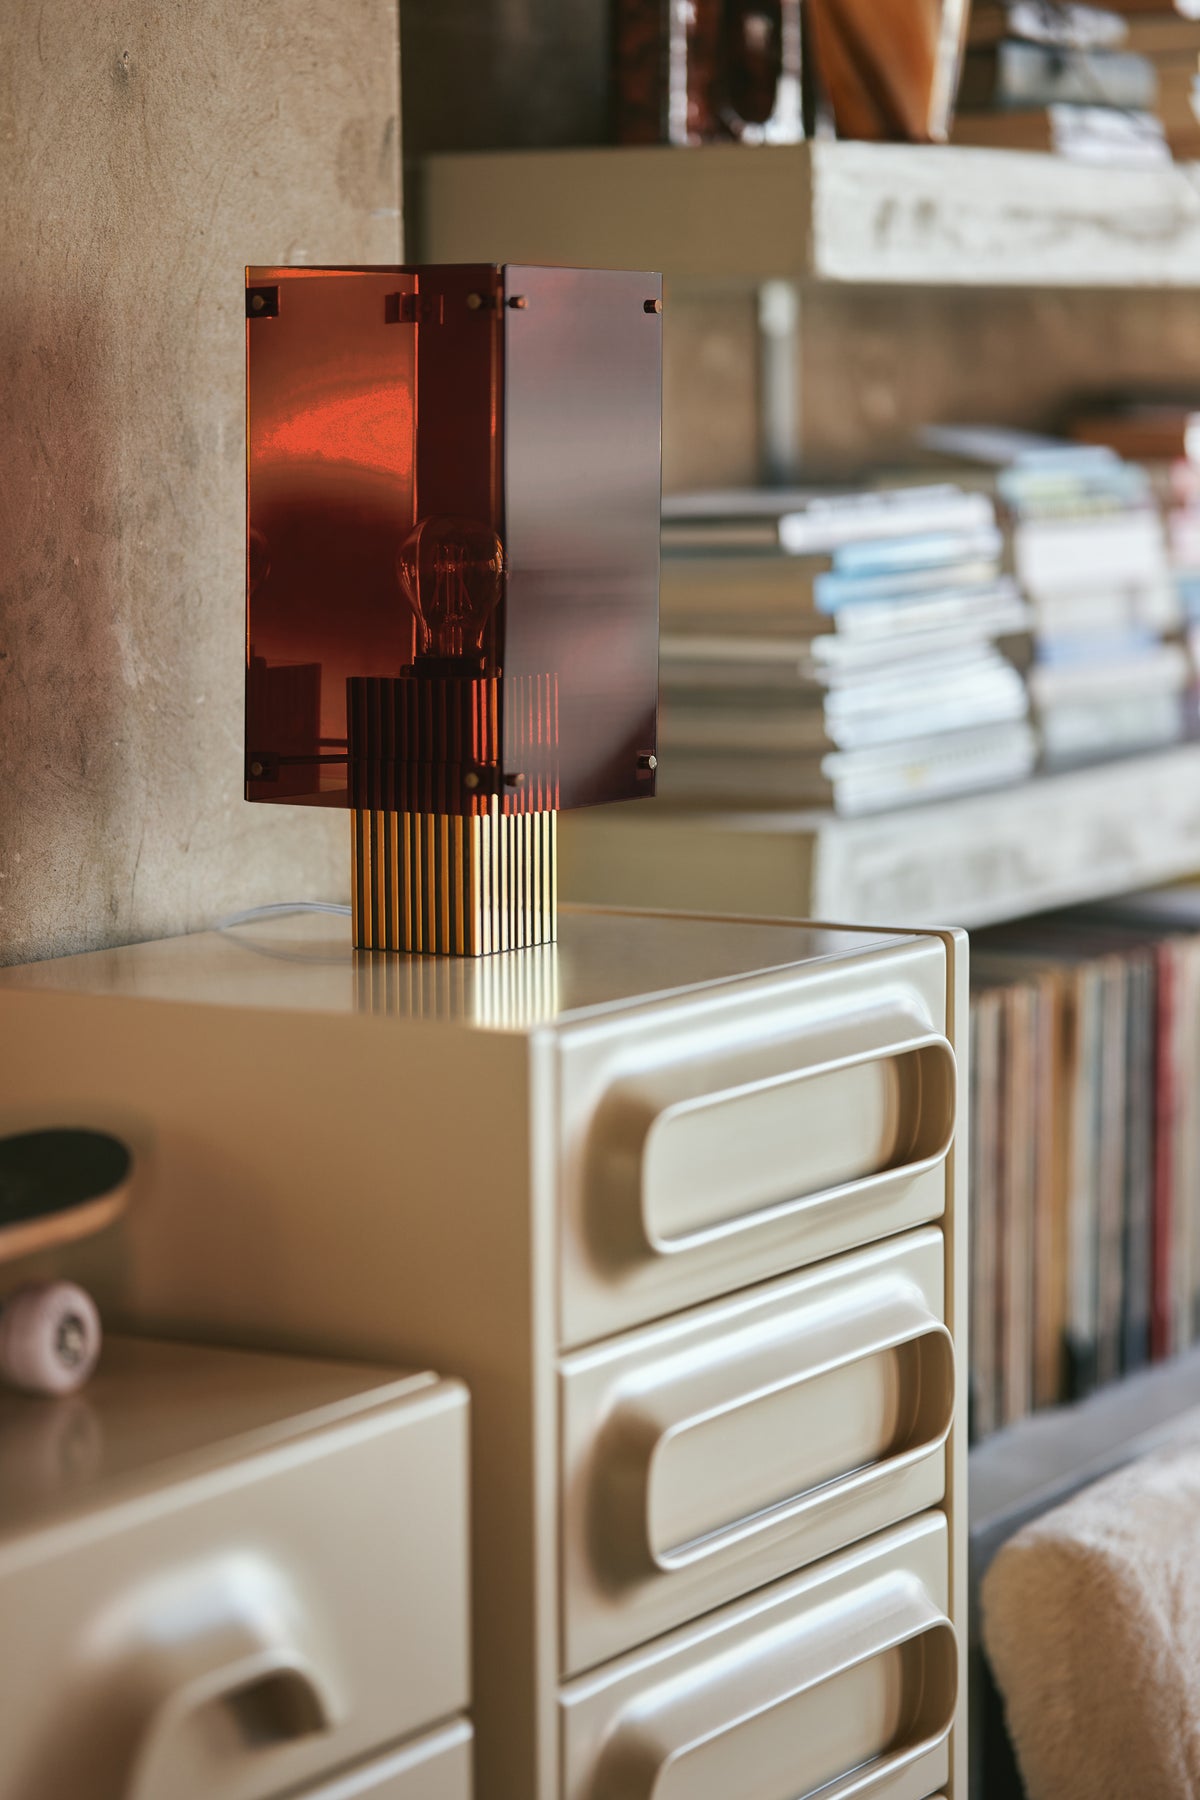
[
  {"xmin": 1171, "ymin": 461, "xmax": 1200, "ymax": 717},
  {"xmin": 951, "ymin": 0, "xmax": 1200, "ymax": 165},
  {"xmin": 1070, "ymin": 398, "xmax": 1200, "ymax": 721},
  {"xmin": 925, "ymin": 426, "xmax": 1188, "ymax": 766},
  {"xmin": 969, "ymin": 884, "xmax": 1200, "ymax": 1443},
  {"xmin": 656, "ymin": 483, "xmax": 1035, "ymax": 814}
]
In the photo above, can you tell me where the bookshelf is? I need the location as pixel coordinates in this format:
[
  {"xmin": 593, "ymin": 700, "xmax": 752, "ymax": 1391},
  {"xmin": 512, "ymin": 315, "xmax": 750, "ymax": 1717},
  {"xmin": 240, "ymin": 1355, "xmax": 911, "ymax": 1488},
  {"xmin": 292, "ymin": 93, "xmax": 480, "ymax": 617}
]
[
  {"xmin": 423, "ymin": 141, "xmax": 1200, "ymax": 289},
  {"xmin": 560, "ymin": 741, "xmax": 1200, "ymax": 930},
  {"xmin": 424, "ymin": 134, "xmax": 1200, "ymax": 1581}
]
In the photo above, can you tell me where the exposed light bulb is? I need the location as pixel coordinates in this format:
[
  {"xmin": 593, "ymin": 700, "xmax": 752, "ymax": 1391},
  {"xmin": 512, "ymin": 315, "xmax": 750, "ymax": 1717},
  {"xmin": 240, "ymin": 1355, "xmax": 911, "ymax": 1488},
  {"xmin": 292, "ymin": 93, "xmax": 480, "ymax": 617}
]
[{"xmin": 397, "ymin": 516, "xmax": 505, "ymax": 662}]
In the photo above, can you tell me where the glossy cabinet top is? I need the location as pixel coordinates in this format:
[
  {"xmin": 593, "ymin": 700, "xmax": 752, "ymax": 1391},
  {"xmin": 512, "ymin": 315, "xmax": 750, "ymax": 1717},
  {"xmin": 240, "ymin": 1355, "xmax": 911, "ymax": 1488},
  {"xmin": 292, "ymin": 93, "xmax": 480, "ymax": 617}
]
[
  {"xmin": 0, "ymin": 909, "xmax": 925, "ymax": 1033},
  {"xmin": 0, "ymin": 1336, "xmax": 450, "ymax": 1542}
]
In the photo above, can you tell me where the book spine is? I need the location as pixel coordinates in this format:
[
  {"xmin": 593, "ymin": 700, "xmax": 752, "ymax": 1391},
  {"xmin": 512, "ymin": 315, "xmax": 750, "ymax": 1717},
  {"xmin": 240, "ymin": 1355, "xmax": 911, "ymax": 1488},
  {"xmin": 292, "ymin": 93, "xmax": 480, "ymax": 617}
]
[
  {"xmin": 1151, "ymin": 944, "xmax": 1175, "ymax": 1361},
  {"xmin": 612, "ymin": 0, "xmax": 701, "ymax": 146},
  {"xmin": 959, "ymin": 42, "xmax": 1157, "ymax": 112}
]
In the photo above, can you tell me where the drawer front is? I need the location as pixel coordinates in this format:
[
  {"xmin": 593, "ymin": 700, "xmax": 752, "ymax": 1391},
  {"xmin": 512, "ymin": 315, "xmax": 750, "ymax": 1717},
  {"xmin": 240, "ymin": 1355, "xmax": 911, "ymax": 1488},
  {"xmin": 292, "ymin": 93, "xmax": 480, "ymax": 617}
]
[
  {"xmin": 0, "ymin": 1386, "xmax": 469, "ymax": 1800},
  {"xmin": 302, "ymin": 1719, "xmax": 472, "ymax": 1799},
  {"xmin": 557, "ymin": 935, "xmax": 953, "ymax": 1346},
  {"xmin": 561, "ymin": 1511, "xmax": 955, "ymax": 1800},
  {"xmin": 561, "ymin": 1230, "xmax": 952, "ymax": 1673}
]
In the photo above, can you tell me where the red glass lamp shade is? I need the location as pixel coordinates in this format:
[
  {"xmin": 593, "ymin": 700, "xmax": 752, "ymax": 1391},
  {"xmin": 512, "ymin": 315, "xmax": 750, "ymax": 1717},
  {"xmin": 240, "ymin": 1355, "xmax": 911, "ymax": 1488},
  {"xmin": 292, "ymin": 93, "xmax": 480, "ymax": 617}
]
[
  {"xmin": 245, "ymin": 263, "xmax": 661, "ymax": 818},
  {"xmin": 245, "ymin": 264, "xmax": 661, "ymax": 953}
]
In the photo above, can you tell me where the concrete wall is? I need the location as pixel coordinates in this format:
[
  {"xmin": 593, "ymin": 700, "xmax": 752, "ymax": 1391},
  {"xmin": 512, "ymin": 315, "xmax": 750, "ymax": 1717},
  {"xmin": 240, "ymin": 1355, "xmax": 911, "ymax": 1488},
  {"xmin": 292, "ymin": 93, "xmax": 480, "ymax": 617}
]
[{"xmin": 0, "ymin": 1, "xmax": 402, "ymax": 964}]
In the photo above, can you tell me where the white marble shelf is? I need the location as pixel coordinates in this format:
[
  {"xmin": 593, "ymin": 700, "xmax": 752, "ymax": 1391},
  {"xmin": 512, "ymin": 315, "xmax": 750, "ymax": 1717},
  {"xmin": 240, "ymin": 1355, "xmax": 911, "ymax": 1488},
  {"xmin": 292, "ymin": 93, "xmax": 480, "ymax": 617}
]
[
  {"xmin": 558, "ymin": 742, "xmax": 1200, "ymax": 931},
  {"xmin": 423, "ymin": 141, "xmax": 1200, "ymax": 289}
]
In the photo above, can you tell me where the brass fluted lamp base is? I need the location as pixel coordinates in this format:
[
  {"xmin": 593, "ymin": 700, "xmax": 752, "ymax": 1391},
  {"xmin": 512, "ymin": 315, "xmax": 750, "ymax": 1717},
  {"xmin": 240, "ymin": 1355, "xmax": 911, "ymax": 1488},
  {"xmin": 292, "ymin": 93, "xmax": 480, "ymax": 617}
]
[{"xmin": 351, "ymin": 804, "xmax": 558, "ymax": 956}]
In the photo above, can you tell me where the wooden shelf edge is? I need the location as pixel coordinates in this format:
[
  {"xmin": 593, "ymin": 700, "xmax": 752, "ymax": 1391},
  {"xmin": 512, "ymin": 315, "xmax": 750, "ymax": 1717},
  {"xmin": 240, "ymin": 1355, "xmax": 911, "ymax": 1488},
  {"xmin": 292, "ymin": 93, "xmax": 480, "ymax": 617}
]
[
  {"xmin": 966, "ymin": 1345, "xmax": 1200, "ymax": 1792},
  {"xmin": 559, "ymin": 743, "xmax": 1200, "ymax": 931},
  {"xmin": 969, "ymin": 1345, "xmax": 1200, "ymax": 1579}
]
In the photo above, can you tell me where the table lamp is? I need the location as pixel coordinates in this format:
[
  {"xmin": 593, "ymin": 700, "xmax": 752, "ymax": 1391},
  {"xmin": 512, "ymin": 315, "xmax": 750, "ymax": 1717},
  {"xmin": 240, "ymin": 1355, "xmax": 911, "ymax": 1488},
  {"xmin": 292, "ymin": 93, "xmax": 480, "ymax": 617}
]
[{"xmin": 245, "ymin": 263, "xmax": 662, "ymax": 953}]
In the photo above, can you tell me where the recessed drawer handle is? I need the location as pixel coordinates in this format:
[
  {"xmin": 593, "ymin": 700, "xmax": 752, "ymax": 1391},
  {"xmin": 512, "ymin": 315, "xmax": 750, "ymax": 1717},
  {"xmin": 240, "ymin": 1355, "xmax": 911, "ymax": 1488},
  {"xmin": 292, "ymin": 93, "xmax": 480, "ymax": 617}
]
[
  {"xmin": 590, "ymin": 1012, "xmax": 956, "ymax": 1261},
  {"xmin": 102, "ymin": 1554, "xmax": 341, "ymax": 1800},
  {"xmin": 590, "ymin": 1572, "xmax": 958, "ymax": 1800},
  {"xmin": 595, "ymin": 1283, "xmax": 954, "ymax": 1575}
]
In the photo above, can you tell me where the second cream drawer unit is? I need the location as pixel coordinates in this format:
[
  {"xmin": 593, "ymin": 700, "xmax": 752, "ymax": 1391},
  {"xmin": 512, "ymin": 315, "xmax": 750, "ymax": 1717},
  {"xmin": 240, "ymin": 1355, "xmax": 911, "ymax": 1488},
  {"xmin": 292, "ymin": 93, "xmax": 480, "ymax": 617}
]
[
  {"xmin": 0, "ymin": 905, "xmax": 967, "ymax": 1800},
  {"xmin": 0, "ymin": 1336, "xmax": 470, "ymax": 1800}
]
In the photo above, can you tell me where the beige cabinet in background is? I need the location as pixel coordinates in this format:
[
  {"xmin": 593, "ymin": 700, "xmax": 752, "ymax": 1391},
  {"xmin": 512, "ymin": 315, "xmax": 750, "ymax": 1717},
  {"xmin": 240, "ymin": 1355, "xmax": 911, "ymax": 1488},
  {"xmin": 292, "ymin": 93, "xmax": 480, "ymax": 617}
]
[
  {"xmin": 0, "ymin": 904, "xmax": 968, "ymax": 1800},
  {"xmin": 0, "ymin": 1336, "xmax": 470, "ymax": 1800}
]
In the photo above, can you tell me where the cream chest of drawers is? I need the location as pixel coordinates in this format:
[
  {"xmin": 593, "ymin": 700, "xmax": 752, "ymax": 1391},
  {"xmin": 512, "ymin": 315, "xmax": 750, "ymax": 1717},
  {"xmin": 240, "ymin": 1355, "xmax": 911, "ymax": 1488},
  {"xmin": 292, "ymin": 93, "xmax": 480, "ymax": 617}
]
[
  {"xmin": 0, "ymin": 1335, "xmax": 470, "ymax": 1800},
  {"xmin": 0, "ymin": 904, "xmax": 967, "ymax": 1799}
]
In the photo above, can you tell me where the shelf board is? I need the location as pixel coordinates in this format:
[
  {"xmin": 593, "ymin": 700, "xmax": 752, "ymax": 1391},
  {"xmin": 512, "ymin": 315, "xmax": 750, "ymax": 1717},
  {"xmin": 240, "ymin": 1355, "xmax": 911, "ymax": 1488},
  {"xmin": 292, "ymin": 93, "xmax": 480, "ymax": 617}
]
[
  {"xmin": 559, "ymin": 741, "xmax": 1200, "ymax": 931},
  {"xmin": 423, "ymin": 141, "xmax": 1200, "ymax": 289},
  {"xmin": 966, "ymin": 1346, "xmax": 1200, "ymax": 1791},
  {"xmin": 969, "ymin": 1345, "xmax": 1200, "ymax": 1576}
]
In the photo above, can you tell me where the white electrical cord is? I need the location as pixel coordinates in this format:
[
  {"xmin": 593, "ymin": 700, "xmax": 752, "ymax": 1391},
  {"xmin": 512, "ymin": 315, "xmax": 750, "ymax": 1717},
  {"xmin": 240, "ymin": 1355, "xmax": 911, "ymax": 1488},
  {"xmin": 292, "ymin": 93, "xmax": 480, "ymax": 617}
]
[
  {"xmin": 211, "ymin": 901, "xmax": 353, "ymax": 964},
  {"xmin": 213, "ymin": 901, "xmax": 351, "ymax": 933}
]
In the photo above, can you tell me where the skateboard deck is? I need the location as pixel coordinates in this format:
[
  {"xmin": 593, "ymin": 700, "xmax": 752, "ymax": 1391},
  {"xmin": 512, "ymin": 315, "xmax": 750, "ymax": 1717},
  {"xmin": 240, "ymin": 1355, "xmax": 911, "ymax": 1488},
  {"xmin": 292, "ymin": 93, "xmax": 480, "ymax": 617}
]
[{"xmin": 0, "ymin": 1129, "xmax": 132, "ymax": 1264}]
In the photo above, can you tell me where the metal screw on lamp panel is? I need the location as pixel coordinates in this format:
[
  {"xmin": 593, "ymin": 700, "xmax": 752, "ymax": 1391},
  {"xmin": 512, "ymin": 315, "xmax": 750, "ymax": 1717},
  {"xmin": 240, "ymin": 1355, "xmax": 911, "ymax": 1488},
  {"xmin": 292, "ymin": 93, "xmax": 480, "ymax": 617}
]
[
  {"xmin": 507, "ymin": 295, "xmax": 528, "ymax": 310},
  {"xmin": 466, "ymin": 292, "xmax": 485, "ymax": 310},
  {"xmin": 638, "ymin": 752, "xmax": 658, "ymax": 771},
  {"xmin": 644, "ymin": 298, "xmax": 663, "ymax": 314},
  {"xmin": 464, "ymin": 771, "xmax": 480, "ymax": 789},
  {"xmin": 249, "ymin": 760, "xmax": 265, "ymax": 778},
  {"xmin": 505, "ymin": 772, "xmax": 525, "ymax": 788},
  {"xmin": 245, "ymin": 286, "xmax": 279, "ymax": 319}
]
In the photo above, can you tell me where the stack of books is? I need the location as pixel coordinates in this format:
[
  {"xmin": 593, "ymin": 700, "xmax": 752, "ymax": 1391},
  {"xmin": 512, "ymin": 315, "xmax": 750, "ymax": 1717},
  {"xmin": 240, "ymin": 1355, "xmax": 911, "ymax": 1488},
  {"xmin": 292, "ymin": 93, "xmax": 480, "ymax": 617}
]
[
  {"xmin": 1070, "ymin": 400, "xmax": 1200, "ymax": 719},
  {"xmin": 656, "ymin": 483, "xmax": 1035, "ymax": 815},
  {"xmin": 927, "ymin": 427, "xmax": 1188, "ymax": 766},
  {"xmin": 1170, "ymin": 461, "xmax": 1200, "ymax": 713},
  {"xmin": 951, "ymin": 0, "xmax": 1200, "ymax": 165},
  {"xmin": 969, "ymin": 885, "xmax": 1200, "ymax": 1443},
  {"xmin": 1072, "ymin": 397, "xmax": 1200, "ymax": 464}
]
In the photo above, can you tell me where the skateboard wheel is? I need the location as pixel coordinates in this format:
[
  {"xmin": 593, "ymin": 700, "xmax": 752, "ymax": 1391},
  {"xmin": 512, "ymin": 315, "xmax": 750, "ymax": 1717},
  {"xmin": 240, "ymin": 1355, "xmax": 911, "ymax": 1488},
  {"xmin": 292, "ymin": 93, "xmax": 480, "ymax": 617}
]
[{"xmin": 0, "ymin": 1282, "xmax": 102, "ymax": 1395}]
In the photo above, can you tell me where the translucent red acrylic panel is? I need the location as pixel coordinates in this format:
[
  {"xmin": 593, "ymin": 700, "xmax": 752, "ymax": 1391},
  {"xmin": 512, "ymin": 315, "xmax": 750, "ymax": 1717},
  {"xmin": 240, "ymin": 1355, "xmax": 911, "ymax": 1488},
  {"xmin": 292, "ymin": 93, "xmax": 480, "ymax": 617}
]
[
  {"xmin": 246, "ymin": 263, "xmax": 659, "ymax": 812},
  {"xmin": 501, "ymin": 265, "xmax": 661, "ymax": 809}
]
